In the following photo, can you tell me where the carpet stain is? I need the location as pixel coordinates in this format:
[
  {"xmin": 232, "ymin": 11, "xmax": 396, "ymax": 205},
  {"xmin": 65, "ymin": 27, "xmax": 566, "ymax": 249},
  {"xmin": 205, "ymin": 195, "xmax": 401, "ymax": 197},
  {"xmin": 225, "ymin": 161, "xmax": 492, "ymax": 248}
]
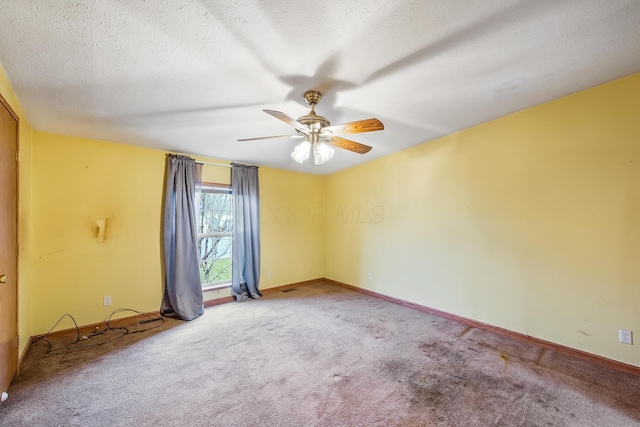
[
  {"xmin": 366, "ymin": 320, "xmax": 387, "ymax": 339},
  {"xmin": 381, "ymin": 339, "xmax": 588, "ymax": 426},
  {"xmin": 418, "ymin": 340, "xmax": 467, "ymax": 367},
  {"xmin": 457, "ymin": 326, "xmax": 473, "ymax": 338}
]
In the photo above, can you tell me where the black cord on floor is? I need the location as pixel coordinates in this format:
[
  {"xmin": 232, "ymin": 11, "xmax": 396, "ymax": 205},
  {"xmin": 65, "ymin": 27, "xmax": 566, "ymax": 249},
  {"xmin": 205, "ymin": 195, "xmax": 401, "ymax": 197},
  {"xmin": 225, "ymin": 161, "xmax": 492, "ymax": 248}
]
[
  {"xmin": 32, "ymin": 309, "xmax": 165, "ymax": 353},
  {"xmin": 31, "ymin": 313, "xmax": 82, "ymax": 350}
]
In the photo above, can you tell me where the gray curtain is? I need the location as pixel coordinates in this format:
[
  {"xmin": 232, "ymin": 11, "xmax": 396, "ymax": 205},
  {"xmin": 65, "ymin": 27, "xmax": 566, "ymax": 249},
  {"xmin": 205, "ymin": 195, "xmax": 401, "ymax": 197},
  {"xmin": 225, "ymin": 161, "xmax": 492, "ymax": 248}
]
[
  {"xmin": 161, "ymin": 155, "xmax": 204, "ymax": 320},
  {"xmin": 231, "ymin": 163, "xmax": 261, "ymax": 301}
]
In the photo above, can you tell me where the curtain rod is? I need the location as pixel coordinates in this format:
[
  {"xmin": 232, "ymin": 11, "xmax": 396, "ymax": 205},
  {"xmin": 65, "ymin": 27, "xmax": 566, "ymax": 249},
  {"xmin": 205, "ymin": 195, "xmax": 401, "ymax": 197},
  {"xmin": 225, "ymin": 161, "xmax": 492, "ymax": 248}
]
[
  {"xmin": 197, "ymin": 160, "xmax": 259, "ymax": 168},
  {"xmin": 197, "ymin": 161, "xmax": 231, "ymax": 168},
  {"xmin": 171, "ymin": 153, "xmax": 257, "ymax": 168}
]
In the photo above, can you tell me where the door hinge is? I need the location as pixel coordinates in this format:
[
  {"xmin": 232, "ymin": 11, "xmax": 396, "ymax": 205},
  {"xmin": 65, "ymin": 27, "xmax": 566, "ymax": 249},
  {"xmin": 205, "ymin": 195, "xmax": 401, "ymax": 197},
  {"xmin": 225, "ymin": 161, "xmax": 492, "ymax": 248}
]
[
  {"xmin": 16, "ymin": 150, "xmax": 20, "ymax": 163},
  {"xmin": 16, "ymin": 243, "xmax": 19, "ymax": 257},
  {"xmin": 15, "ymin": 336, "xmax": 19, "ymax": 349}
]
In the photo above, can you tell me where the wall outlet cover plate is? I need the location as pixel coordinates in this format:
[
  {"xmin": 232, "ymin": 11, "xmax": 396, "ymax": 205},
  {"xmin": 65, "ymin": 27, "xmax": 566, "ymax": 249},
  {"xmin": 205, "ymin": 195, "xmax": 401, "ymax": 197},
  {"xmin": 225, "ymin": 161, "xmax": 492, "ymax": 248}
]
[{"xmin": 619, "ymin": 329, "xmax": 633, "ymax": 345}]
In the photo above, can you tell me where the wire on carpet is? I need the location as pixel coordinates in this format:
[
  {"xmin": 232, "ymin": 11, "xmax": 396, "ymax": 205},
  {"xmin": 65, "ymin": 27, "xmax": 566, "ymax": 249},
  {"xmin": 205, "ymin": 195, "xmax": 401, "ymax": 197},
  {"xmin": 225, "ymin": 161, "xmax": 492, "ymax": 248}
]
[{"xmin": 31, "ymin": 309, "xmax": 165, "ymax": 353}]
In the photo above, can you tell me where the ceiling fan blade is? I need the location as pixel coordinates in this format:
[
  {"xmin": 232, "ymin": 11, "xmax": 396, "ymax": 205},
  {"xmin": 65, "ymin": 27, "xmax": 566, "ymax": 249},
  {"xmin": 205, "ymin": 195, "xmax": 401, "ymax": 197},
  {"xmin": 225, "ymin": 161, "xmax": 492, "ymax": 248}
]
[
  {"xmin": 263, "ymin": 109, "xmax": 310, "ymax": 133},
  {"xmin": 322, "ymin": 118, "xmax": 384, "ymax": 135},
  {"xmin": 237, "ymin": 134, "xmax": 304, "ymax": 142},
  {"xmin": 329, "ymin": 136, "xmax": 373, "ymax": 154}
]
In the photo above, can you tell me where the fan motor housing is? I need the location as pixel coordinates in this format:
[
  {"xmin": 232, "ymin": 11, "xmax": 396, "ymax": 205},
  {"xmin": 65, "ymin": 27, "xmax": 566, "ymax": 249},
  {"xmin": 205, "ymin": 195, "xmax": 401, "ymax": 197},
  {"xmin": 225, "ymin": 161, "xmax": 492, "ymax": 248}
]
[{"xmin": 297, "ymin": 111, "xmax": 330, "ymax": 131}]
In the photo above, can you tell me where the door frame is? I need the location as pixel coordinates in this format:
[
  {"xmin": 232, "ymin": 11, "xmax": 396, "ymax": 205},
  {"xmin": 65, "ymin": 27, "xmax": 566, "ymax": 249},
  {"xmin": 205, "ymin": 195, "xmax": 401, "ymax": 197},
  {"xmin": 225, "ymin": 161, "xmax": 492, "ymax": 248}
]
[{"xmin": 0, "ymin": 90, "xmax": 20, "ymax": 385}]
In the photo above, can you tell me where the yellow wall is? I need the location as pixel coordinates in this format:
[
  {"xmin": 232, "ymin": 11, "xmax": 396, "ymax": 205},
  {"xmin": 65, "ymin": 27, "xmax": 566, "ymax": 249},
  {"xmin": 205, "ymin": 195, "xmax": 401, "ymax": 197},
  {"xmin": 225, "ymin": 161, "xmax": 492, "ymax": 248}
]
[
  {"xmin": 31, "ymin": 133, "xmax": 166, "ymax": 332},
  {"xmin": 259, "ymin": 167, "xmax": 325, "ymax": 287},
  {"xmin": 0, "ymin": 64, "xmax": 34, "ymax": 358},
  {"xmin": 325, "ymin": 73, "xmax": 640, "ymax": 367},
  {"xmin": 30, "ymin": 132, "xmax": 324, "ymax": 332}
]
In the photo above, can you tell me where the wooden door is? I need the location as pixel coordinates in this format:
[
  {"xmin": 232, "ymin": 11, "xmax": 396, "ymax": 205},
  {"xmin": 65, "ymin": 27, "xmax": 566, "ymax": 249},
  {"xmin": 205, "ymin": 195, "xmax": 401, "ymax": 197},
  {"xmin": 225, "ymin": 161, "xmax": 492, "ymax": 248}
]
[{"xmin": 0, "ymin": 93, "xmax": 18, "ymax": 394}]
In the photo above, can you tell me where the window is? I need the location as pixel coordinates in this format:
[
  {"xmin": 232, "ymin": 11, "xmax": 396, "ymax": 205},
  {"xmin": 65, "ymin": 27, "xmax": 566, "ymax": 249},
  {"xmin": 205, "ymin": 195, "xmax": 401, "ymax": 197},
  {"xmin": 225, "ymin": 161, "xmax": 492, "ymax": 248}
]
[{"xmin": 197, "ymin": 183, "xmax": 232, "ymax": 290}]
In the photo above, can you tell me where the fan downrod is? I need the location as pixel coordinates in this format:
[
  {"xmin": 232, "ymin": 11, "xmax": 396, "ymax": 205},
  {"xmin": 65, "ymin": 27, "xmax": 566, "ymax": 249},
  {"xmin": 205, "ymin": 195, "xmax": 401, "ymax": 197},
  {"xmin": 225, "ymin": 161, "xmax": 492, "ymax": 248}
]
[{"xmin": 298, "ymin": 90, "xmax": 330, "ymax": 129}]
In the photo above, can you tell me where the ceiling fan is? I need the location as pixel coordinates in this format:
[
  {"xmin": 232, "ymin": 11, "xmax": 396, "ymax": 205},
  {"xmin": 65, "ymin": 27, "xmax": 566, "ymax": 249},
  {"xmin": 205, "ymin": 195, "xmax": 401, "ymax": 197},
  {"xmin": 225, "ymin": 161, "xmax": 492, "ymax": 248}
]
[{"xmin": 238, "ymin": 90, "xmax": 384, "ymax": 165}]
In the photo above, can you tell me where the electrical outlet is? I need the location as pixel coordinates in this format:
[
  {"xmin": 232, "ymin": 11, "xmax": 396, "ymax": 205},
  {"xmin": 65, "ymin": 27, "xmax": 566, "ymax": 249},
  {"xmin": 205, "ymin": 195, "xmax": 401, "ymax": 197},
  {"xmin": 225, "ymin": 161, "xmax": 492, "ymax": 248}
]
[
  {"xmin": 103, "ymin": 296, "xmax": 112, "ymax": 307},
  {"xmin": 619, "ymin": 329, "xmax": 633, "ymax": 345},
  {"xmin": 267, "ymin": 271, "xmax": 272, "ymax": 278},
  {"xmin": 367, "ymin": 272, "xmax": 373, "ymax": 281}
]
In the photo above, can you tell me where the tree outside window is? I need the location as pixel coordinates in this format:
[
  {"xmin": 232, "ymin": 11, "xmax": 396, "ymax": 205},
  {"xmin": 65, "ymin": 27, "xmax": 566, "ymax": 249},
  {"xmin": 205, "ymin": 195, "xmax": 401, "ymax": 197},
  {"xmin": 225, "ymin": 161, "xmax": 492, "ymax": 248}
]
[{"xmin": 197, "ymin": 184, "xmax": 232, "ymax": 289}]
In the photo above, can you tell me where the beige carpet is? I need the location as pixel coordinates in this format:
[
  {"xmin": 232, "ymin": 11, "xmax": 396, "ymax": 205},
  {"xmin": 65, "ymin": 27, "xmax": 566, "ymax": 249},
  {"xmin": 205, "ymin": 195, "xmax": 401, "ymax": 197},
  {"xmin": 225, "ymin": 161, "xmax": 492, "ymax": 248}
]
[{"xmin": 1, "ymin": 282, "xmax": 639, "ymax": 426}]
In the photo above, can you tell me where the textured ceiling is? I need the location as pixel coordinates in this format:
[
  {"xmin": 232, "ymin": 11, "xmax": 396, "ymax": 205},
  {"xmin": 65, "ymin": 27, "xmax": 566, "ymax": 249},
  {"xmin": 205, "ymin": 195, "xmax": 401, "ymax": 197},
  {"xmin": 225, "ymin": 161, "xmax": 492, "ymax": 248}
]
[{"xmin": 1, "ymin": 0, "xmax": 640, "ymax": 174}]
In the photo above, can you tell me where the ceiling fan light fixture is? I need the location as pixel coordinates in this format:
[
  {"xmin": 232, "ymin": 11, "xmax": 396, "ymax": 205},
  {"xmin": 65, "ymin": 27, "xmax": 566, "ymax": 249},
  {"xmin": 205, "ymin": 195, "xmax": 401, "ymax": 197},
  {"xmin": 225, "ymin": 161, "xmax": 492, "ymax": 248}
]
[
  {"xmin": 313, "ymin": 141, "xmax": 335, "ymax": 165},
  {"xmin": 291, "ymin": 140, "xmax": 311, "ymax": 163},
  {"xmin": 241, "ymin": 90, "xmax": 381, "ymax": 166}
]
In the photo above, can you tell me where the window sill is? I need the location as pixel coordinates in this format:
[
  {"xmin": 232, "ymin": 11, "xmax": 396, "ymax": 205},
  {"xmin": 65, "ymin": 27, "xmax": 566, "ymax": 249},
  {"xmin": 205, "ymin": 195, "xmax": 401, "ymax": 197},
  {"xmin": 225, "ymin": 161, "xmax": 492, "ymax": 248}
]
[{"xmin": 203, "ymin": 283, "xmax": 231, "ymax": 292}]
